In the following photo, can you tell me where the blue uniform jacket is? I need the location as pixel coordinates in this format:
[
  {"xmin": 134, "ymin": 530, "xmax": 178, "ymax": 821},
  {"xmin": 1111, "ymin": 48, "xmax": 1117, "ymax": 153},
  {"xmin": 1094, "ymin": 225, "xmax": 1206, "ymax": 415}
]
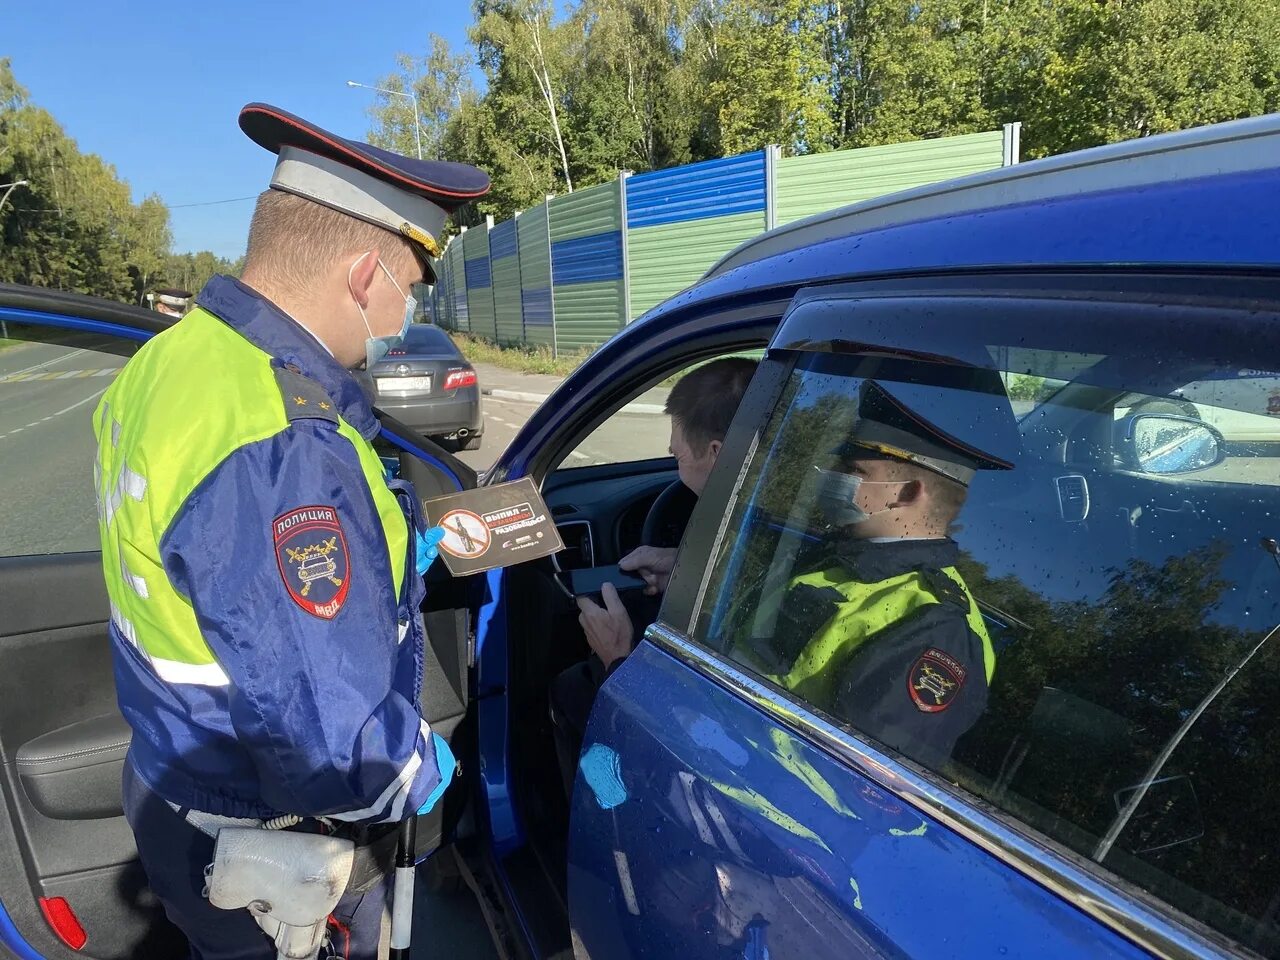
[{"xmin": 116, "ymin": 275, "xmax": 451, "ymax": 823}]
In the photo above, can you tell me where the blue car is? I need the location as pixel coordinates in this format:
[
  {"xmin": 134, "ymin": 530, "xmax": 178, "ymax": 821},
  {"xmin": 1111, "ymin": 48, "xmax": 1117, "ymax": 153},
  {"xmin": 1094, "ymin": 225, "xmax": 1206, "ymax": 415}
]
[{"xmin": 2, "ymin": 112, "xmax": 1280, "ymax": 960}]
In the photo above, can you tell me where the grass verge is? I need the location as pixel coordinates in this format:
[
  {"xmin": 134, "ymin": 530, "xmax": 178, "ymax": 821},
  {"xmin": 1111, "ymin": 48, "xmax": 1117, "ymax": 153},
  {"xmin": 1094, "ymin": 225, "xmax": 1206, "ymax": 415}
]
[{"xmin": 453, "ymin": 333, "xmax": 592, "ymax": 378}]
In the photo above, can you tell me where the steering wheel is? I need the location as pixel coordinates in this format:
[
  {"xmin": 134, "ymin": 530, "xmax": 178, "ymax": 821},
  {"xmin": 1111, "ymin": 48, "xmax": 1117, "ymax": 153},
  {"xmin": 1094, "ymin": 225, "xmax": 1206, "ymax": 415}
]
[{"xmin": 640, "ymin": 480, "xmax": 698, "ymax": 549}]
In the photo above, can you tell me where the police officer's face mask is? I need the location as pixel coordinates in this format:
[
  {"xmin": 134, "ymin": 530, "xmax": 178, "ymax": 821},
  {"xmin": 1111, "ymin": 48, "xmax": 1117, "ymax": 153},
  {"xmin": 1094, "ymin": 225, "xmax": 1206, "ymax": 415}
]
[
  {"xmin": 349, "ymin": 252, "xmax": 416, "ymax": 369},
  {"xmin": 813, "ymin": 467, "xmax": 903, "ymax": 529}
]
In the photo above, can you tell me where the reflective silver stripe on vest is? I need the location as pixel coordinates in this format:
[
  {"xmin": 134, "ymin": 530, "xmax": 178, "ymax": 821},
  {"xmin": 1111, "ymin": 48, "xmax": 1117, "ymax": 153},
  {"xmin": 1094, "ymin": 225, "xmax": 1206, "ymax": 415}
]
[
  {"xmin": 150, "ymin": 658, "xmax": 231, "ymax": 687},
  {"xmin": 109, "ymin": 602, "xmax": 140, "ymax": 649},
  {"xmin": 120, "ymin": 552, "xmax": 149, "ymax": 600}
]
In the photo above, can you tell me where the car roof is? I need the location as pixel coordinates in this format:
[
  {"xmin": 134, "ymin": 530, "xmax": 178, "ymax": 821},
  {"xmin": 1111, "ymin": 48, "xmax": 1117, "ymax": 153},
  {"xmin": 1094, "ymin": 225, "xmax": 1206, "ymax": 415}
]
[{"xmin": 707, "ymin": 112, "xmax": 1280, "ymax": 279}]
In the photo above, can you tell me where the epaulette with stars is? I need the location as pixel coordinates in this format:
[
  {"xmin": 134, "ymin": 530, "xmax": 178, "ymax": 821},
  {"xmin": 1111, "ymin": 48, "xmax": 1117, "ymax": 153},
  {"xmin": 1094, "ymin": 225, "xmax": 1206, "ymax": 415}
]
[{"xmin": 273, "ymin": 364, "xmax": 339, "ymax": 425}]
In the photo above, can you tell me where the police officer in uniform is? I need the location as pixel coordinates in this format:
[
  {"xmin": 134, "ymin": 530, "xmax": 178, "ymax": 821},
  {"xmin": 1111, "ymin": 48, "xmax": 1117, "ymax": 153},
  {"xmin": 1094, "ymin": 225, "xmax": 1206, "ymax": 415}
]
[
  {"xmin": 93, "ymin": 103, "xmax": 488, "ymax": 958},
  {"xmin": 735, "ymin": 379, "xmax": 1013, "ymax": 767},
  {"xmin": 152, "ymin": 287, "xmax": 193, "ymax": 318}
]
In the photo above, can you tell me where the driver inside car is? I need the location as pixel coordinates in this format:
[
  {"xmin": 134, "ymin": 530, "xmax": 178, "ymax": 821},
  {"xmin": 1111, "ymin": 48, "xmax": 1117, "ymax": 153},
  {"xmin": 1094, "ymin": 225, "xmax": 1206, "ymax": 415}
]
[
  {"xmin": 732, "ymin": 378, "xmax": 1014, "ymax": 767},
  {"xmin": 550, "ymin": 358, "xmax": 757, "ymax": 795}
]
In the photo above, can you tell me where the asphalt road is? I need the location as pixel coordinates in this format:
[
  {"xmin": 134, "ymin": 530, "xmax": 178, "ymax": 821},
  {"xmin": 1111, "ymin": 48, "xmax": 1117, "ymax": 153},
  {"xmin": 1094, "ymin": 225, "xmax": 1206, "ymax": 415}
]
[
  {"xmin": 0, "ymin": 340, "xmax": 124, "ymax": 557},
  {"xmin": 457, "ymin": 398, "xmax": 671, "ymax": 475}
]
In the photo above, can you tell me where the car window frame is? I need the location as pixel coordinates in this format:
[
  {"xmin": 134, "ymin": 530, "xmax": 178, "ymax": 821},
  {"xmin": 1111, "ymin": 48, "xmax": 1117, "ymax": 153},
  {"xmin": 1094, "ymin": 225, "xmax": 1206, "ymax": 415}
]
[
  {"xmin": 650, "ymin": 273, "xmax": 1280, "ymax": 960},
  {"xmin": 524, "ymin": 301, "xmax": 791, "ymax": 486}
]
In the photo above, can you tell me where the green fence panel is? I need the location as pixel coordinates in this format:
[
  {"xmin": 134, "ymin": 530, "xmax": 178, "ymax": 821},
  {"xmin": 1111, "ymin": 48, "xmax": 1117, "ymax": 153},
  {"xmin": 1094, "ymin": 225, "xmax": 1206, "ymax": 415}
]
[
  {"xmin": 624, "ymin": 152, "xmax": 767, "ymax": 321},
  {"xmin": 548, "ymin": 183, "xmax": 624, "ymax": 352},
  {"xmin": 549, "ymin": 180, "xmax": 622, "ymax": 241},
  {"xmin": 774, "ymin": 130, "xmax": 1006, "ymax": 227},
  {"xmin": 449, "ymin": 239, "xmax": 468, "ymax": 332},
  {"xmin": 627, "ymin": 210, "xmax": 765, "ymax": 319},
  {"xmin": 551, "ymin": 279, "xmax": 626, "ymax": 353},
  {"xmin": 489, "ymin": 218, "xmax": 523, "ymax": 345},
  {"xmin": 517, "ymin": 204, "xmax": 553, "ymax": 349},
  {"xmin": 463, "ymin": 225, "xmax": 495, "ymax": 340}
]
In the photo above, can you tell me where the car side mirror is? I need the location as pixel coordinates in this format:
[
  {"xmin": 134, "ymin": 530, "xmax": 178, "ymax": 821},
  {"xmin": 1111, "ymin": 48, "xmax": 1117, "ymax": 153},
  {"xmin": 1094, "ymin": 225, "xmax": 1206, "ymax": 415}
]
[{"xmin": 1118, "ymin": 414, "xmax": 1225, "ymax": 475}]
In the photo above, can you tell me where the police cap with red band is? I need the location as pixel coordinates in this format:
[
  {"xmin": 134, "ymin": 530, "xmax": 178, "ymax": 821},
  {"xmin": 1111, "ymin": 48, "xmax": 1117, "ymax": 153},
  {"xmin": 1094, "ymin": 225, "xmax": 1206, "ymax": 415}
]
[{"xmin": 239, "ymin": 102, "xmax": 489, "ymax": 276}]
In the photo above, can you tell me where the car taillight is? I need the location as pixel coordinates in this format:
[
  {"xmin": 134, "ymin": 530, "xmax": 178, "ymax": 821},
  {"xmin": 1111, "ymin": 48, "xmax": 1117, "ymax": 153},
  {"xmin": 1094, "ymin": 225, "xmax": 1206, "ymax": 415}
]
[
  {"xmin": 443, "ymin": 369, "xmax": 477, "ymax": 390},
  {"xmin": 387, "ymin": 348, "xmax": 407, "ymax": 356},
  {"xmin": 39, "ymin": 897, "xmax": 87, "ymax": 950}
]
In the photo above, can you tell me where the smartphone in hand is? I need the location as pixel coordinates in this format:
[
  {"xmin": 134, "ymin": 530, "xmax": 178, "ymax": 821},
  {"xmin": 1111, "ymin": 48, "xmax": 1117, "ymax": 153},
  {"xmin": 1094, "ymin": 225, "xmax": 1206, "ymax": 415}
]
[{"xmin": 555, "ymin": 564, "xmax": 647, "ymax": 600}]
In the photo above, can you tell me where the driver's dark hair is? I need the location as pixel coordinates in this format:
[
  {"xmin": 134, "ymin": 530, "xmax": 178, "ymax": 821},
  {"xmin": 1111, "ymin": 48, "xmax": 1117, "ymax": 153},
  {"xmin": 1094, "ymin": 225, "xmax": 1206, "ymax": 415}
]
[{"xmin": 665, "ymin": 358, "xmax": 758, "ymax": 454}]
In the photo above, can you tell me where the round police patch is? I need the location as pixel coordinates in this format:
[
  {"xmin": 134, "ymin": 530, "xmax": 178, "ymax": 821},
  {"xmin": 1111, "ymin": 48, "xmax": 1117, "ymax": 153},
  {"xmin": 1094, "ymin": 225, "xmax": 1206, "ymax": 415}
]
[
  {"xmin": 273, "ymin": 505, "xmax": 351, "ymax": 620},
  {"xmin": 908, "ymin": 647, "xmax": 967, "ymax": 713}
]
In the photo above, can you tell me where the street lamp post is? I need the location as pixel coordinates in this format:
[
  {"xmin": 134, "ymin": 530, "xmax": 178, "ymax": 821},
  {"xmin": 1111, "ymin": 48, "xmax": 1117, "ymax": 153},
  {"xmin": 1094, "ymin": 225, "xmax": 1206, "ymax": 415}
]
[
  {"xmin": 0, "ymin": 179, "xmax": 30, "ymax": 216},
  {"xmin": 0, "ymin": 180, "xmax": 29, "ymax": 339},
  {"xmin": 346, "ymin": 80, "xmax": 423, "ymax": 160}
]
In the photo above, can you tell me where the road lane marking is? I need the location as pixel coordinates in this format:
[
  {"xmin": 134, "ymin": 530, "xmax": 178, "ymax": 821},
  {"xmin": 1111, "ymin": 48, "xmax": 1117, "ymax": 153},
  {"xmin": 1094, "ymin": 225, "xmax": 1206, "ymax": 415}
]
[
  {"xmin": 0, "ymin": 385, "xmax": 107, "ymax": 440},
  {"xmin": 2, "ymin": 347, "xmax": 88, "ymax": 379},
  {"xmin": 51, "ymin": 386, "xmax": 108, "ymax": 418},
  {"xmin": 0, "ymin": 367, "xmax": 121, "ymax": 384}
]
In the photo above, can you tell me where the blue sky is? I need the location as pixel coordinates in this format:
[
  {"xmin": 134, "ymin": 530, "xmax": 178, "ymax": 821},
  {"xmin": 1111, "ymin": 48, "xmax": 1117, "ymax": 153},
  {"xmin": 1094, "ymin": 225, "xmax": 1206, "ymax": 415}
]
[{"xmin": 5, "ymin": 1, "xmax": 477, "ymax": 258}]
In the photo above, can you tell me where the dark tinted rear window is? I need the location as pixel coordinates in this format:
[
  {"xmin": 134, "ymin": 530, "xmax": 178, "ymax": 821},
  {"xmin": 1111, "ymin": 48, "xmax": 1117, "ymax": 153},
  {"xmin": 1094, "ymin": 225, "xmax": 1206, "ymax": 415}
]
[{"xmin": 402, "ymin": 325, "xmax": 458, "ymax": 355}]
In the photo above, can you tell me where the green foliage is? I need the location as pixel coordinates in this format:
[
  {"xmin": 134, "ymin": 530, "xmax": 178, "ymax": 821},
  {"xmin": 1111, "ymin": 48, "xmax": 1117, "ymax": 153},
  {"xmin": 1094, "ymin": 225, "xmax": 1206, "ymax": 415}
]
[
  {"xmin": 983, "ymin": 0, "xmax": 1280, "ymax": 159},
  {"xmin": 163, "ymin": 250, "xmax": 244, "ymax": 296},
  {"xmin": 0, "ymin": 58, "xmax": 175, "ymax": 303},
  {"xmin": 711, "ymin": 0, "xmax": 835, "ymax": 154},
  {"xmin": 366, "ymin": 0, "xmax": 1280, "ymax": 229},
  {"xmin": 366, "ymin": 35, "xmax": 475, "ymax": 162},
  {"xmin": 1006, "ymin": 373, "xmax": 1048, "ymax": 401}
]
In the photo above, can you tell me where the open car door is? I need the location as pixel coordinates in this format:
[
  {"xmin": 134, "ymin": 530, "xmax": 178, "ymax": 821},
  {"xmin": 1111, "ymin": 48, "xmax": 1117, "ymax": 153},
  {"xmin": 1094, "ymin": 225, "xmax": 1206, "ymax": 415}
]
[{"xmin": 0, "ymin": 284, "xmax": 475, "ymax": 960}]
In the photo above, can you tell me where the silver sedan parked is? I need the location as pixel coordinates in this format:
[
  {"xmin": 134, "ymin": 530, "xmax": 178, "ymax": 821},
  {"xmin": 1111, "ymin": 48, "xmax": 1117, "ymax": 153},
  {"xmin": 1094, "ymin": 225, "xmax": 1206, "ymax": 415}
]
[{"xmin": 368, "ymin": 324, "xmax": 483, "ymax": 451}]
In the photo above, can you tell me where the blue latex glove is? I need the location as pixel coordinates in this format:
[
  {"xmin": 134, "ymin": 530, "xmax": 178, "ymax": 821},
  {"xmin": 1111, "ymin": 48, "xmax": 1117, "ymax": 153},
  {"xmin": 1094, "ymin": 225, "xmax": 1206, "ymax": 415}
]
[
  {"xmin": 415, "ymin": 526, "xmax": 446, "ymax": 576},
  {"xmin": 417, "ymin": 733, "xmax": 457, "ymax": 814}
]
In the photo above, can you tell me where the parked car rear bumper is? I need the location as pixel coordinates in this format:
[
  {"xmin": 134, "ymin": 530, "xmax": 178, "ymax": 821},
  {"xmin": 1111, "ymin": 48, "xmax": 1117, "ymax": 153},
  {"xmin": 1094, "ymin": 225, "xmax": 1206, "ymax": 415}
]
[{"xmin": 374, "ymin": 387, "xmax": 483, "ymax": 438}]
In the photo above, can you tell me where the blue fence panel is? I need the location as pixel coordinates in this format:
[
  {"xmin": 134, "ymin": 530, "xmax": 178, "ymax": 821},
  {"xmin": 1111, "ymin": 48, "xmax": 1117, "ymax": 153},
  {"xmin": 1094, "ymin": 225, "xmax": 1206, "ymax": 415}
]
[
  {"xmin": 626, "ymin": 151, "xmax": 767, "ymax": 229},
  {"xmin": 550, "ymin": 232, "xmax": 624, "ymax": 284},
  {"xmin": 521, "ymin": 286, "xmax": 553, "ymax": 327},
  {"xmin": 465, "ymin": 255, "xmax": 492, "ymax": 289},
  {"xmin": 490, "ymin": 219, "xmax": 518, "ymax": 260}
]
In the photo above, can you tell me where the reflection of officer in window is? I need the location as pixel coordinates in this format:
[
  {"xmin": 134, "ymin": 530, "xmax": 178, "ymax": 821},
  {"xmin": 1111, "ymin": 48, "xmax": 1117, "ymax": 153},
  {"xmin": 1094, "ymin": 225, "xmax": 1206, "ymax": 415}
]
[{"xmin": 739, "ymin": 379, "xmax": 1013, "ymax": 766}]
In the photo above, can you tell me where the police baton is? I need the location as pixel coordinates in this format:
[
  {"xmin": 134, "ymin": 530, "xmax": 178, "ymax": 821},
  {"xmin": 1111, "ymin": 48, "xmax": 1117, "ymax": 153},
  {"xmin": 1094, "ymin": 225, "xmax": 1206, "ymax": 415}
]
[{"xmin": 388, "ymin": 814, "xmax": 416, "ymax": 959}]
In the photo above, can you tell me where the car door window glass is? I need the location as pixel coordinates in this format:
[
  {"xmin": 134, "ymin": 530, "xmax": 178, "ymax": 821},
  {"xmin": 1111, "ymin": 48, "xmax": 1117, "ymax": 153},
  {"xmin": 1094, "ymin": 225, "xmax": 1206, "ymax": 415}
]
[
  {"xmin": 693, "ymin": 329, "xmax": 1280, "ymax": 955},
  {"xmin": 1, "ymin": 322, "xmax": 134, "ymax": 557}
]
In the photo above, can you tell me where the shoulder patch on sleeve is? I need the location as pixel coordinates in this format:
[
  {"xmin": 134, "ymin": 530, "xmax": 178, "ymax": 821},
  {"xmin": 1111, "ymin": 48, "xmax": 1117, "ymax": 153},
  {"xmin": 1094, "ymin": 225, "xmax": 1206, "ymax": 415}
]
[
  {"xmin": 274, "ymin": 505, "xmax": 351, "ymax": 619},
  {"xmin": 908, "ymin": 647, "xmax": 967, "ymax": 713},
  {"xmin": 274, "ymin": 365, "xmax": 339, "ymax": 424}
]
